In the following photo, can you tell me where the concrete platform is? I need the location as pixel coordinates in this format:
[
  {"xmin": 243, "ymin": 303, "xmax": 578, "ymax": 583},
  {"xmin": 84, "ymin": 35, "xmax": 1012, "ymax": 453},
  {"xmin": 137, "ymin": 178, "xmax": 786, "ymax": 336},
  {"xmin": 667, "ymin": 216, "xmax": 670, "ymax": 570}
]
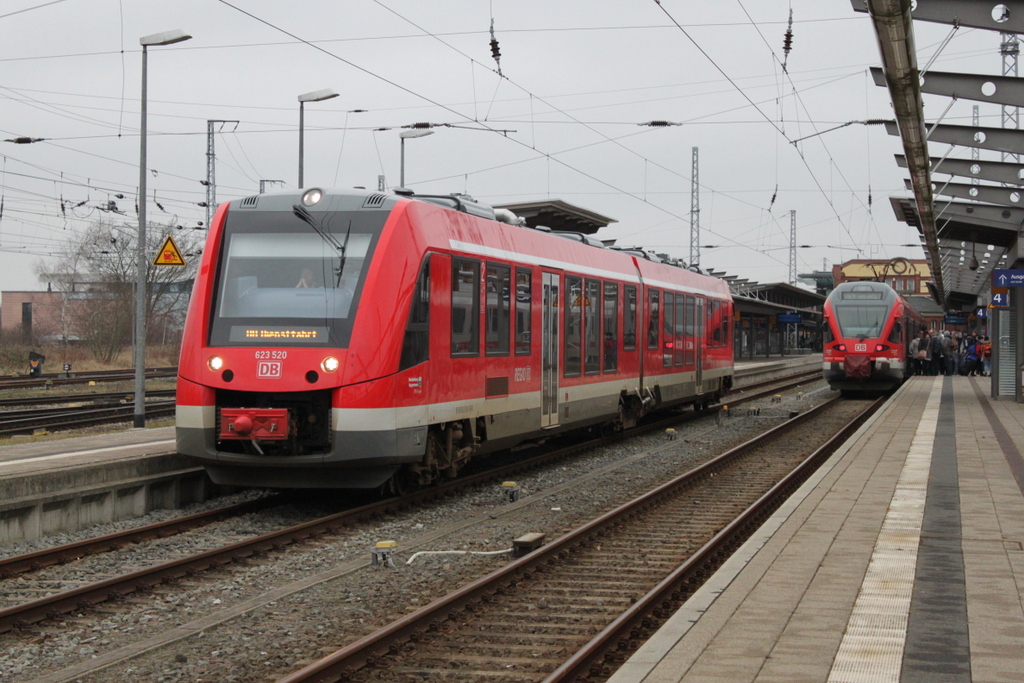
[
  {"xmin": 734, "ymin": 354, "xmax": 819, "ymax": 386},
  {"xmin": 0, "ymin": 428, "xmax": 219, "ymax": 544},
  {"xmin": 608, "ymin": 375, "xmax": 1024, "ymax": 683}
]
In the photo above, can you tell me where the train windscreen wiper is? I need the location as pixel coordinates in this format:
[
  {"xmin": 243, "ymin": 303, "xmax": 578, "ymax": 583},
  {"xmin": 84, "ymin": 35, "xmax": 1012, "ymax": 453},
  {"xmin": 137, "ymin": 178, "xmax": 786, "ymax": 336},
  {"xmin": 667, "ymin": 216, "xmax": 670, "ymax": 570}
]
[{"xmin": 292, "ymin": 204, "xmax": 349, "ymax": 286}]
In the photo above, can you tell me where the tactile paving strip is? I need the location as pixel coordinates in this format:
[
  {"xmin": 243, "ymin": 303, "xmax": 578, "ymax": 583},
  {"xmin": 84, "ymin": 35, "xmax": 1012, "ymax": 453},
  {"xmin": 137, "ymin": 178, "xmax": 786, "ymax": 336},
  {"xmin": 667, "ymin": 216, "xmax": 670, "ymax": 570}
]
[{"xmin": 827, "ymin": 377, "xmax": 942, "ymax": 683}]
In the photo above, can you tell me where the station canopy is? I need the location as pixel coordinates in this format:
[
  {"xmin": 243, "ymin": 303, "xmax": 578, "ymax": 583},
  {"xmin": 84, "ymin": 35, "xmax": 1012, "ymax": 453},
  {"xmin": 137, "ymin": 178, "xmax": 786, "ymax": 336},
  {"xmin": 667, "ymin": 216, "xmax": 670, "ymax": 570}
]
[{"xmin": 856, "ymin": 0, "xmax": 1024, "ymax": 310}]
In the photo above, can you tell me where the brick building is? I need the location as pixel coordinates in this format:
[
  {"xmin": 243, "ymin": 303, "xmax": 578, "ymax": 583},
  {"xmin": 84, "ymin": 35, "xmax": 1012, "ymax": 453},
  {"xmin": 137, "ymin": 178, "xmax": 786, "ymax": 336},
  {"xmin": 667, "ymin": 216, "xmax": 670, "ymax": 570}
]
[
  {"xmin": 0, "ymin": 289, "xmax": 80, "ymax": 342},
  {"xmin": 831, "ymin": 258, "xmax": 931, "ymax": 296}
]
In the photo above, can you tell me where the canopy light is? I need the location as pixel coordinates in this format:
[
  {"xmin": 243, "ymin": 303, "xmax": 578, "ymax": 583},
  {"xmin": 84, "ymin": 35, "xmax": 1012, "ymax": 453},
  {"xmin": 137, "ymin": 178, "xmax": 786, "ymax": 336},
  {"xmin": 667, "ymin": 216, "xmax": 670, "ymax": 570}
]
[{"xmin": 302, "ymin": 188, "xmax": 323, "ymax": 206}]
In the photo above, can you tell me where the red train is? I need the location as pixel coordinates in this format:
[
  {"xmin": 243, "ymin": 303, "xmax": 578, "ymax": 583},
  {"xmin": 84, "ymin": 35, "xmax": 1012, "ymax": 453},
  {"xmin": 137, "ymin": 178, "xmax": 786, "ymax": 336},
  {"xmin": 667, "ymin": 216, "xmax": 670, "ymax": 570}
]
[
  {"xmin": 822, "ymin": 281, "xmax": 923, "ymax": 392},
  {"xmin": 176, "ymin": 188, "xmax": 734, "ymax": 491}
]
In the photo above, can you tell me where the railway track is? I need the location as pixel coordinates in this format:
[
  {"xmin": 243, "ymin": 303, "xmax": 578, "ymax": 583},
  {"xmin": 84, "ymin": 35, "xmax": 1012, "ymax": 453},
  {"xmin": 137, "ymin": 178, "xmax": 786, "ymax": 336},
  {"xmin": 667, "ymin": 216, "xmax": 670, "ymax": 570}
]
[
  {"xmin": 0, "ymin": 370, "xmax": 823, "ymax": 635},
  {"xmin": 280, "ymin": 395, "xmax": 884, "ymax": 683},
  {"xmin": 0, "ymin": 388, "xmax": 176, "ymax": 409},
  {"xmin": 0, "ymin": 399, "xmax": 177, "ymax": 437},
  {"xmin": 0, "ymin": 367, "xmax": 177, "ymax": 391}
]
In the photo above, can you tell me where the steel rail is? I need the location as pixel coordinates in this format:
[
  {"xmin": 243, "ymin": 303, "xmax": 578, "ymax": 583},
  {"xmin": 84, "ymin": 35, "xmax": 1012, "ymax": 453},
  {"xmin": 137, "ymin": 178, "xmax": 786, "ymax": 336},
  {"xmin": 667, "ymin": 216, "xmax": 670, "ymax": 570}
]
[
  {"xmin": 0, "ymin": 495, "xmax": 285, "ymax": 580},
  {"xmin": 0, "ymin": 367, "xmax": 177, "ymax": 391},
  {"xmin": 0, "ymin": 367, "xmax": 817, "ymax": 633},
  {"xmin": 0, "ymin": 388, "xmax": 176, "ymax": 408},
  {"xmin": 0, "ymin": 400, "xmax": 177, "ymax": 437},
  {"xmin": 544, "ymin": 394, "xmax": 886, "ymax": 682},
  {"xmin": 276, "ymin": 394, "xmax": 883, "ymax": 683}
]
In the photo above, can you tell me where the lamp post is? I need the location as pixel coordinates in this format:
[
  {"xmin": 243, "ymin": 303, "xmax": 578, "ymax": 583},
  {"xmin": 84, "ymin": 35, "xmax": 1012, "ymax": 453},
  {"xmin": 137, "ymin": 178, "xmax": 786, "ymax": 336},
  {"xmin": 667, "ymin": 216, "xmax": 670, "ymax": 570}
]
[
  {"xmin": 399, "ymin": 129, "xmax": 434, "ymax": 188},
  {"xmin": 297, "ymin": 89, "xmax": 339, "ymax": 188},
  {"xmin": 135, "ymin": 28, "xmax": 191, "ymax": 430}
]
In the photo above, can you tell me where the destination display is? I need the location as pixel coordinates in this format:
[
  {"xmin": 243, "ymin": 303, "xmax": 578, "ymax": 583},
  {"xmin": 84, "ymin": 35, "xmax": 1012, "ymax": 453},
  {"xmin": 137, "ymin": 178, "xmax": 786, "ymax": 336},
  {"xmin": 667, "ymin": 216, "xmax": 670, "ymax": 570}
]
[
  {"xmin": 229, "ymin": 326, "xmax": 327, "ymax": 342},
  {"xmin": 840, "ymin": 291, "xmax": 883, "ymax": 300}
]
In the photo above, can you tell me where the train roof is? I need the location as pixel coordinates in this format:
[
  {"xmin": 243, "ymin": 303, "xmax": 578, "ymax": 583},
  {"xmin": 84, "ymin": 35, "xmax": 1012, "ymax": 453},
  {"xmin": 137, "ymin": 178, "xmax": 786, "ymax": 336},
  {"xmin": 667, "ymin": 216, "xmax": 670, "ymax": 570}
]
[
  {"xmin": 828, "ymin": 281, "xmax": 900, "ymax": 304},
  {"xmin": 230, "ymin": 187, "xmax": 728, "ymax": 296}
]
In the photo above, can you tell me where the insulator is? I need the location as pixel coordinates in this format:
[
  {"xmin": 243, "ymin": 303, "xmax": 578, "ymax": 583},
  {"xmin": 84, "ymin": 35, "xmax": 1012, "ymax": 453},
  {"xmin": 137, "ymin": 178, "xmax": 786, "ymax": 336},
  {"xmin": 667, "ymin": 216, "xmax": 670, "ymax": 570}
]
[{"xmin": 490, "ymin": 37, "xmax": 501, "ymax": 60}]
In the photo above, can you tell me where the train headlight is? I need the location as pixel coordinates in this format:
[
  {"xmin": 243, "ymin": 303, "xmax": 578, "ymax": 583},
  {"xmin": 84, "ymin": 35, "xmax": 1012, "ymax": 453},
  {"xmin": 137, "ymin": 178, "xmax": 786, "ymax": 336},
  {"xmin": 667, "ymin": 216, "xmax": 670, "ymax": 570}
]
[
  {"xmin": 321, "ymin": 356, "xmax": 340, "ymax": 373},
  {"xmin": 208, "ymin": 355, "xmax": 224, "ymax": 371},
  {"xmin": 875, "ymin": 344, "xmax": 889, "ymax": 352},
  {"xmin": 836, "ymin": 344, "xmax": 847, "ymax": 352},
  {"xmin": 301, "ymin": 188, "xmax": 323, "ymax": 206}
]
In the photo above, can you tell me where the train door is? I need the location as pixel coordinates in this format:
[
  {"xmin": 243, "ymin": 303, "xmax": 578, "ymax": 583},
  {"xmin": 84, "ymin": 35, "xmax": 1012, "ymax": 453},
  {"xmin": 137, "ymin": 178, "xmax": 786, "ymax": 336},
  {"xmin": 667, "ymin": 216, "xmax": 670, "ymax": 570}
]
[
  {"xmin": 541, "ymin": 272, "xmax": 560, "ymax": 427},
  {"xmin": 695, "ymin": 296, "xmax": 705, "ymax": 392}
]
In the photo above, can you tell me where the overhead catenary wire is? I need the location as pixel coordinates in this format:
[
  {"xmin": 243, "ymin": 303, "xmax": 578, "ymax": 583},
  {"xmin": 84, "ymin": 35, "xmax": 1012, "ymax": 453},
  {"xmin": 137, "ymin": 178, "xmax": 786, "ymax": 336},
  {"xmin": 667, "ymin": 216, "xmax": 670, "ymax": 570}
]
[
  {"xmin": 720, "ymin": 1, "xmax": 877, "ymax": 263},
  {"xmin": 369, "ymin": 0, "xmax": 874, "ymax": 263},
  {"xmin": 217, "ymin": 0, "xmax": 791, "ymax": 265},
  {"xmin": 4, "ymin": 6, "xmax": 949, "ymax": 271}
]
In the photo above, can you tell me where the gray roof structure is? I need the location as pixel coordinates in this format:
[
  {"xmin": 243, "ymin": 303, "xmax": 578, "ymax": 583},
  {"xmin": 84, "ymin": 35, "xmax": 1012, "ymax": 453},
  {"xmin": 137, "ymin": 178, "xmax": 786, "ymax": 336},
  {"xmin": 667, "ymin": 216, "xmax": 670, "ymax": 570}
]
[
  {"xmin": 492, "ymin": 199, "xmax": 617, "ymax": 235},
  {"xmin": 856, "ymin": 0, "xmax": 1022, "ymax": 310}
]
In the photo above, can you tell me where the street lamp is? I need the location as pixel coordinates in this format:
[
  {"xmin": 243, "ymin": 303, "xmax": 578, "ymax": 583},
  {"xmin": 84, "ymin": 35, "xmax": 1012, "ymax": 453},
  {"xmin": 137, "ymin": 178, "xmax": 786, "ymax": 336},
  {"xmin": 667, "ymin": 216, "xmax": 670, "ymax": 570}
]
[
  {"xmin": 297, "ymin": 89, "xmax": 339, "ymax": 188},
  {"xmin": 399, "ymin": 129, "xmax": 434, "ymax": 188},
  {"xmin": 135, "ymin": 28, "xmax": 191, "ymax": 430}
]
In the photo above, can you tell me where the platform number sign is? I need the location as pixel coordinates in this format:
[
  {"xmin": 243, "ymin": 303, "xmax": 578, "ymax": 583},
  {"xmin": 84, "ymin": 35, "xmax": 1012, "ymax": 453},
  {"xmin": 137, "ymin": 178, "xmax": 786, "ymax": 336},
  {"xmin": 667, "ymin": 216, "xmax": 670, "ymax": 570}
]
[
  {"xmin": 152, "ymin": 235, "xmax": 186, "ymax": 267},
  {"xmin": 992, "ymin": 292, "xmax": 1009, "ymax": 307}
]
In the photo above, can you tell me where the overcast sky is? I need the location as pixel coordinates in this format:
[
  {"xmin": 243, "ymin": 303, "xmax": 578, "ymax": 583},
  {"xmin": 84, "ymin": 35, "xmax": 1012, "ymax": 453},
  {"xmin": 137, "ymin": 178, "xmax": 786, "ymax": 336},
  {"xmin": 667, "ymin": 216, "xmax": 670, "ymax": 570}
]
[{"xmin": 0, "ymin": 0, "xmax": 1010, "ymax": 294}]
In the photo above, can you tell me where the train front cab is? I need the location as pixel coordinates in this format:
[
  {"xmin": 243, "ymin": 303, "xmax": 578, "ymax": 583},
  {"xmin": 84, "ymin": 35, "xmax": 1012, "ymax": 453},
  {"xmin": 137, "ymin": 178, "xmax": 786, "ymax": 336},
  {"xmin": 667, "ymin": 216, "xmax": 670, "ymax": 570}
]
[{"xmin": 822, "ymin": 282, "xmax": 907, "ymax": 392}]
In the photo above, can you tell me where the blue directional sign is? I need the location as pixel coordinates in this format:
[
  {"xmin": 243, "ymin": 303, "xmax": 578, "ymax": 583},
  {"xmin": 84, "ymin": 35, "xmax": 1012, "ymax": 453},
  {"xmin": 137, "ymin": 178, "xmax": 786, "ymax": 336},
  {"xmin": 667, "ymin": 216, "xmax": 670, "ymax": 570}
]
[
  {"xmin": 777, "ymin": 313, "xmax": 802, "ymax": 323},
  {"xmin": 992, "ymin": 292, "xmax": 1009, "ymax": 307},
  {"xmin": 993, "ymin": 269, "xmax": 1024, "ymax": 287}
]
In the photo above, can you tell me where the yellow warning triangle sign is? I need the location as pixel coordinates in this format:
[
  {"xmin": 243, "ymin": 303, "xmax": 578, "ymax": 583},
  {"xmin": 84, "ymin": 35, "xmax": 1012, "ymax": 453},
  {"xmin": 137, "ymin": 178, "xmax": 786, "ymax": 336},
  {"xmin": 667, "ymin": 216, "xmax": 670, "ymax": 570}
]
[{"xmin": 153, "ymin": 235, "xmax": 186, "ymax": 267}]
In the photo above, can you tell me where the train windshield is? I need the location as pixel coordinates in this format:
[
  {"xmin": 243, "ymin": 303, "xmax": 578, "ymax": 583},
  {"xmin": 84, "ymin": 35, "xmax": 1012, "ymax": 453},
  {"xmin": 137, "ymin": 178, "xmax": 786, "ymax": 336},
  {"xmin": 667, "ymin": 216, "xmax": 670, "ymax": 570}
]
[
  {"xmin": 834, "ymin": 305, "xmax": 888, "ymax": 339},
  {"xmin": 209, "ymin": 209, "xmax": 385, "ymax": 346}
]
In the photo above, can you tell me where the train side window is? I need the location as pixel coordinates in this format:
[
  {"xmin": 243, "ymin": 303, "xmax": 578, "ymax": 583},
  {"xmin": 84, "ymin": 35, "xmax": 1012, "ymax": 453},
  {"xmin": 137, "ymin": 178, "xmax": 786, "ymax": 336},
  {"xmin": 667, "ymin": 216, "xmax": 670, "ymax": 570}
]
[
  {"xmin": 674, "ymin": 294, "xmax": 686, "ymax": 365},
  {"xmin": 485, "ymin": 263, "xmax": 511, "ymax": 356},
  {"xmin": 720, "ymin": 302, "xmax": 730, "ymax": 348},
  {"xmin": 888, "ymin": 319, "xmax": 902, "ymax": 344},
  {"xmin": 584, "ymin": 279, "xmax": 601, "ymax": 374},
  {"xmin": 399, "ymin": 256, "xmax": 430, "ymax": 371},
  {"xmin": 647, "ymin": 290, "xmax": 660, "ymax": 350},
  {"xmin": 663, "ymin": 291, "xmax": 674, "ymax": 367},
  {"xmin": 623, "ymin": 285, "xmax": 637, "ymax": 350},
  {"xmin": 451, "ymin": 259, "xmax": 480, "ymax": 357},
  {"xmin": 603, "ymin": 281, "xmax": 618, "ymax": 373},
  {"xmin": 515, "ymin": 267, "xmax": 532, "ymax": 355},
  {"xmin": 708, "ymin": 296, "xmax": 716, "ymax": 348},
  {"xmin": 709, "ymin": 300, "xmax": 720, "ymax": 347},
  {"xmin": 564, "ymin": 276, "xmax": 583, "ymax": 377},
  {"xmin": 684, "ymin": 295, "xmax": 695, "ymax": 366}
]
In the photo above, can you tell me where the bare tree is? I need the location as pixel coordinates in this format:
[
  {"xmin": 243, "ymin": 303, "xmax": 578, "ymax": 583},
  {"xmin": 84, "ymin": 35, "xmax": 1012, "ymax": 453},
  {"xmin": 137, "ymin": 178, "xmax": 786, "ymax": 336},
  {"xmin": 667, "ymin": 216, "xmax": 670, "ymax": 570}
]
[{"xmin": 39, "ymin": 218, "xmax": 203, "ymax": 363}]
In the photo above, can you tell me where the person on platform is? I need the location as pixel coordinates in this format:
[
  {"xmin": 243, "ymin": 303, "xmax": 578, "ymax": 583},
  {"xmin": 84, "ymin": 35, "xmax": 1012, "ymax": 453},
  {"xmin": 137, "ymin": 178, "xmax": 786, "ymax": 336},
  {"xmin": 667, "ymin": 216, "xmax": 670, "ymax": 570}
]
[
  {"xmin": 979, "ymin": 336, "xmax": 993, "ymax": 377},
  {"xmin": 948, "ymin": 331, "xmax": 962, "ymax": 376},
  {"xmin": 908, "ymin": 335, "xmax": 920, "ymax": 377},
  {"xmin": 929, "ymin": 329, "xmax": 944, "ymax": 376},
  {"xmin": 916, "ymin": 330, "xmax": 931, "ymax": 376},
  {"xmin": 964, "ymin": 338, "xmax": 981, "ymax": 377},
  {"xmin": 941, "ymin": 331, "xmax": 955, "ymax": 375}
]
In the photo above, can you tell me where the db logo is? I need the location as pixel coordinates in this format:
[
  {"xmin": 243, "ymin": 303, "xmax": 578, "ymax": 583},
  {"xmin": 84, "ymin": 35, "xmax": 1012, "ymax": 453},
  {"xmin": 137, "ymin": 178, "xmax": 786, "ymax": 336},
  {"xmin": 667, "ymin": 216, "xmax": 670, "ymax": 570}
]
[
  {"xmin": 855, "ymin": 344, "xmax": 867, "ymax": 352},
  {"xmin": 257, "ymin": 361, "xmax": 282, "ymax": 378}
]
